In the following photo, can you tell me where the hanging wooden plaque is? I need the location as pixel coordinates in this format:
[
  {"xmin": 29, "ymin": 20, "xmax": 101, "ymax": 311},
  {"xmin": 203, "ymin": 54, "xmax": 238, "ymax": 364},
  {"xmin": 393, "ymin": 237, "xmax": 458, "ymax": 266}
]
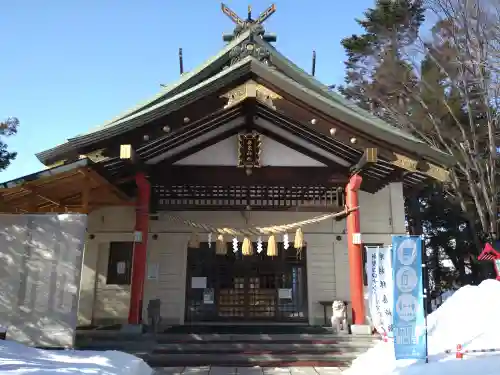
[{"xmin": 237, "ymin": 132, "xmax": 262, "ymax": 168}]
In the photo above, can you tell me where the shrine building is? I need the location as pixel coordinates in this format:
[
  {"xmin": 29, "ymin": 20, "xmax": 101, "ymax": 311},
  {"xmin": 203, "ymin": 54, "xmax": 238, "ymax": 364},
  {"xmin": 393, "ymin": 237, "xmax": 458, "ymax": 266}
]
[{"xmin": 0, "ymin": 4, "xmax": 454, "ymax": 330}]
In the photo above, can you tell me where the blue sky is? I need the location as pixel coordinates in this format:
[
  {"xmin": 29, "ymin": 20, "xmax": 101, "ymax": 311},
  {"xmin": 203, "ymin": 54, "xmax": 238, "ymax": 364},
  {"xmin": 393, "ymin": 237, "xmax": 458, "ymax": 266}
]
[{"xmin": 0, "ymin": 0, "xmax": 374, "ymax": 182}]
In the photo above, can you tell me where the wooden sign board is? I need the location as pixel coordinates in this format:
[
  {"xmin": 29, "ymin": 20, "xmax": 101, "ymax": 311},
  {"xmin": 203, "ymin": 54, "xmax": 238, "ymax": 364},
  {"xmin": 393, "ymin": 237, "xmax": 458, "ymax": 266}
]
[{"xmin": 238, "ymin": 133, "xmax": 262, "ymax": 168}]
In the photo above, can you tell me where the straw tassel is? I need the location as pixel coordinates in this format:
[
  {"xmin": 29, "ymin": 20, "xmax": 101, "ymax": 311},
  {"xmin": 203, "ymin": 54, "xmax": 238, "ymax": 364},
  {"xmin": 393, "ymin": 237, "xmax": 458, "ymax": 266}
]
[
  {"xmin": 215, "ymin": 234, "xmax": 227, "ymax": 255},
  {"xmin": 188, "ymin": 232, "xmax": 200, "ymax": 248},
  {"xmin": 294, "ymin": 228, "xmax": 304, "ymax": 249},
  {"xmin": 242, "ymin": 237, "xmax": 253, "ymax": 256},
  {"xmin": 267, "ymin": 235, "xmax": 277, "ymax": 257}
]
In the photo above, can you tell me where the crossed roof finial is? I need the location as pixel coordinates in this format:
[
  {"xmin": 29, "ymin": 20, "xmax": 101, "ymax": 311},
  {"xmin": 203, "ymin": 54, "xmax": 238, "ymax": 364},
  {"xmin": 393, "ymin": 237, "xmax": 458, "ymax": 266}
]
[{"xmin": 221, "ymin": 3, "xmax": 276, "ymax": 28}]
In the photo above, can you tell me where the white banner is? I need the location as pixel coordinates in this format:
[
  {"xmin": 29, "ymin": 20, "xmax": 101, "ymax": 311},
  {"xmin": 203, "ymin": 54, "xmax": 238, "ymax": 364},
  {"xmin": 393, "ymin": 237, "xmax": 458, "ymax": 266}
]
[{"xmin": 365, "ymin": 245, "xmax": 394, "ymax": 338}]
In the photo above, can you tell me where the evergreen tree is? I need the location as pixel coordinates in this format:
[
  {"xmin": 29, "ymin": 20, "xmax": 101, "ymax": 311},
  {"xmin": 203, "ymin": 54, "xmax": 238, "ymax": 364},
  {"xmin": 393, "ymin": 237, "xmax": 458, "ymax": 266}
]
[
  {"xmin": 339, "ymin": 0, "xmax": 425, "ymax": 119},
  {"xmin": 340, "ymin": 0, "xmax": 497, "ymax": 288},
  {"xmin": 0, "ymin": 117, "xmax": 18, "ymax": 171}
]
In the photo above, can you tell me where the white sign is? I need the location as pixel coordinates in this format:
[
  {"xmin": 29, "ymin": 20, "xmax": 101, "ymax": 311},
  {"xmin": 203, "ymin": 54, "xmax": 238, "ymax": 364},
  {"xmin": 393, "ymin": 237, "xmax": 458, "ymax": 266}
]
[
  {"xmin": 278, "ymin": 288, "xmax": 292, "ymax": 299},
  {"xmin": 353, "ymin": 233, "xmax": 362, "ymax": 245},
  {"xmin": 191, "ymin": 277, "xmax": 207, "ymax": 289},
  {"xmin": 147, "ymin": 263, "xmax": 159, "ymax": 280},
  {"xmin": 203, "ymin": 288, "xmax": 214, "ymax": 304},
  {"xmin": 116, "ymin": 261, "xmax": 126, "ymax": 275},
  {"xmin": 134, "ymin": 231, "xmax": 143, "ymax": 243},
  {"xmin": 365, "ymin": 245, "xmax": 394, "ymax": 337}
]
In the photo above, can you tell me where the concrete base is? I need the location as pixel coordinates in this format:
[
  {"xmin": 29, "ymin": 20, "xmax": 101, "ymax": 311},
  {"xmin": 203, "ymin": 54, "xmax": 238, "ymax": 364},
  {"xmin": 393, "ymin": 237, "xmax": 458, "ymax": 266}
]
[
  {"xmin": 350, "ymin": 324, "xmax": 372, "ymax": 336},
  {"xmin": 120, "ymin": 324, "xmax": 144, "ymax": 334}
]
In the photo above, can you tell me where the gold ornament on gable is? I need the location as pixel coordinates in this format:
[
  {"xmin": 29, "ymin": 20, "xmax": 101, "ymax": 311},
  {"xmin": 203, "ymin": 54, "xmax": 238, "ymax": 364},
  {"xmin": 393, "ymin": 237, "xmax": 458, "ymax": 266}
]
[{"xmin": 237, "ymin": 132, "xmax": 262, "ymax": 168}]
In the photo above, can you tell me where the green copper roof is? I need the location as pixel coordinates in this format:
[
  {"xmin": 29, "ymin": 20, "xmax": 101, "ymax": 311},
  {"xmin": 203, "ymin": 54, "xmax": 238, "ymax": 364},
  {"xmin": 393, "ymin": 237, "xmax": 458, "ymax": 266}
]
[
  {"xmin": 57, "ymin": 56, "xmax": 254, "ymax": 151},
  {"xmin": 78, "ymin": 30, "xmax": 253, "ymax": 137},
  {"xmin": 253, "ymin": 37, "xmax": 428, "ymax": 147},
  {"xmin": 36, "ymin": 27, "xmax": 453, "ymax": 167},
  {"xmin": 246, "ymin": 59, "xmax": 453, "ymax": 166}
]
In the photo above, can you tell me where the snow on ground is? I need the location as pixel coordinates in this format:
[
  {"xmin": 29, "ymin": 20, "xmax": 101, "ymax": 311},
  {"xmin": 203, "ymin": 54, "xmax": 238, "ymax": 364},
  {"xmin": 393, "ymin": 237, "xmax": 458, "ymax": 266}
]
[
  {"xmin": 345, "ymin": 279, "xmax": 500, "ymax": 375},
  {"xmin": 0, "ymin": 339, "xmax": 153, "ymax": 375}
]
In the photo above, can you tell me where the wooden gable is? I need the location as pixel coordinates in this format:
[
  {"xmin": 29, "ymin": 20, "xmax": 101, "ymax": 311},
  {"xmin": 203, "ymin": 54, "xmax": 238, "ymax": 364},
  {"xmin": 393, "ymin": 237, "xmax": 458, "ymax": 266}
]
[{"xmin": 173, "ymin": 135, "xmax": 327, "ymax": 167}]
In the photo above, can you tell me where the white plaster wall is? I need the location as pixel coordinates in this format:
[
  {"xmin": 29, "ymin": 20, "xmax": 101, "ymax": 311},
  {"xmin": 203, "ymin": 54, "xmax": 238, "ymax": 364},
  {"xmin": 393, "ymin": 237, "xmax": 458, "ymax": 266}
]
[
  {"xmin": 174, "ymin": 135, "xmax": 326, "ymax": 167},
  {"xmin": 78, "ymin": 182, "xmax": 406, "ymax": 326},
  {"xmin": 78, "ymin": 208, "xmax": 135, "ymax": 325}
]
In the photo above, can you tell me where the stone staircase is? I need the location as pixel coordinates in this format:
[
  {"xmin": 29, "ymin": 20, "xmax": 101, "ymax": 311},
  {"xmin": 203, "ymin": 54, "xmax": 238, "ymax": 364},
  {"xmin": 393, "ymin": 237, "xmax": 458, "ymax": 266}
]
[{"xmin": 75, "ymin": 330, "xmax": 379, "ymax": 368}]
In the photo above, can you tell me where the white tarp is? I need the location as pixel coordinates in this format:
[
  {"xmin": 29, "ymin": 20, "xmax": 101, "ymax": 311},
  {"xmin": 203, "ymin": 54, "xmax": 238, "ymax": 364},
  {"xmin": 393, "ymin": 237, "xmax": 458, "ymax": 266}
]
[{"xmin": 0, "ymin": 214, "xmax": 87, "ymax": 348}]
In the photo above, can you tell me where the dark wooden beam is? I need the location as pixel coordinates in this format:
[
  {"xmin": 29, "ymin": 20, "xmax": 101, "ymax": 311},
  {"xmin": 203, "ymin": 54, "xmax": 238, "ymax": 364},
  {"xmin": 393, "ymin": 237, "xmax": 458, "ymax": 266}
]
[
  {"xmin": 119, "ymin": 144, "xmax": 148, "ymax": 174},
  {"xmin": 160, "ymin": 125, "xmax": 244, "ymax": 165},
  {"xmin": 150, "ymin": 166, "xmax": 348, "ymax": 187},
  {"xmin": 252, "ymin": 124, "xmax": 348, "ymax": 169},
  {"xmin": 82, "ymin": 166, "xmax": 133, "ymax": 201},
  {"xmin": 255, "ymin": 104, "xmax": 359, "ymax": 164},
  {"xmin": 270, "ymin": 98, "xmax": 451, "ymax": 183},
  {"xmin": 154, "ymin": 204, "xmax": 342, "ymax": 212},
  {"xmin": 120, "ymin": 144, "xmax": 139, "ymax": 164},
  {"xmin": 75, "ymin": 93, "xmax": 228, "ymax": 161},
  {"xmin": 130, "ymin": 105, "xmax": 244, "ymax": 163},
  {"xmin": 350, "ymin": 148, "xmax": 377, "ymax": 175},
  {"xmin": 370, "ymin": 169, "xmax": 408, "ymax": 192}
]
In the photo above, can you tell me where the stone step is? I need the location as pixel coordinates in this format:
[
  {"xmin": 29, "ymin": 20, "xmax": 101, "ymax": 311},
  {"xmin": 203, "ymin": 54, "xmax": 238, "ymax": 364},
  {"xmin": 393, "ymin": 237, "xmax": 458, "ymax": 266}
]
[
  {"xmin": 76, "ymin": 332, "xmax": 377, "ymax": 344},
  {"xmin": 136, "ymin": 353, "xmax": 354, "ymax": 368},
  {"xmin": 77, "ymin": 340, "xmax": 373, "ymax": 350},
  {"xmin": 73, "ymin": 330, "xmax": 377, "ymax": 368},
  {"xmin": 76, "ymin": 343, "xmax": 370, "ymax": 354},
  {"xmin": 152, "ymin": 342, "xmax": 373, "ymax": 353},
  {"xmin": 76, "ymin": 338, "xmax": 376, "ymax": 349},
  {"xmin": 154, "ymin": 367, "xmax": 346, "ymax": 375},
  {"xmin": 155, "ymin": 335, "xmax": 377, "ymax": 344}
]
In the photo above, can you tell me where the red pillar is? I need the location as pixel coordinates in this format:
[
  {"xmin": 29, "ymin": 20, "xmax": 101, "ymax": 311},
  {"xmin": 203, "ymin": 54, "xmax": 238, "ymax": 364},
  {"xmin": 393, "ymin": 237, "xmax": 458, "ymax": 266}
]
[
  {"xmin": 346, "ymin": 174, "xmax": 365, "ymax": 325},
  {"xmin": 128, "ymin": 171, "xmax": 151, "ymax": 325}
]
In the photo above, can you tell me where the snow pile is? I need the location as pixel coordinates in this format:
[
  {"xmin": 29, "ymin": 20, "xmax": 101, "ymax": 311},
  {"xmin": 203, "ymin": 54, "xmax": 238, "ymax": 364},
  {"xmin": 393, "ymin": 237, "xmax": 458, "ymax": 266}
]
[
  {"xmin": 0, "ymin": 340, "xmax": 153, "ymax": 375},
  {"xmin": 345, "ymin": 279, "xmax": 500, "ymax": 375},
  {"xmin": 430, "ymin": 289, "xmax": 455, "ymax": 312}
]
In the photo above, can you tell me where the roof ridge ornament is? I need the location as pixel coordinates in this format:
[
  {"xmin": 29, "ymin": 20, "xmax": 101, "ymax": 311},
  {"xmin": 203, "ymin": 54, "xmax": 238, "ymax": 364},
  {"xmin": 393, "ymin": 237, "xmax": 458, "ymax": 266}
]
[
  {"xmin": 221, "ymin": 4, "xmax": 276, "ymax": 67},
  {"xmin": 221, "ymin": 3, "xmax": 277, "ymax": 43}
]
